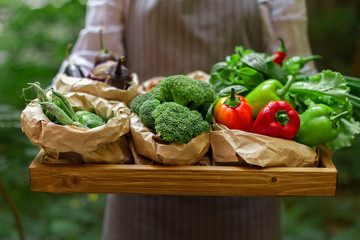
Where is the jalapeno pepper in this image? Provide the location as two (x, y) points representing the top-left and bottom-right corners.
(213, 88), (253, 131)
(293, 104), (350, 146)
(245, 75), (296, 118)
(250, 100), (300, 139)
(272, 37), (286, 66)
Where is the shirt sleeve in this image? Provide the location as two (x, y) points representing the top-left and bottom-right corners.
(58, 0), (130, 76)
(258, 0), (313, 57)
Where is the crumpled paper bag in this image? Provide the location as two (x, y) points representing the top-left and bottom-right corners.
(127, 132), (211, 166)
(210, 123), (319, 167)
(53, 73), (139, 107)
(130, 113), (210, 165)
(21, 92), (132, 164)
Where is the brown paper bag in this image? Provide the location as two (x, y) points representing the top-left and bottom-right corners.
(53, 73), (139, 107)
(210, 123), (319, 167)
(130, 113), (210, 166)
(21, 92), (132, 164)
(127, 133), (212, 166)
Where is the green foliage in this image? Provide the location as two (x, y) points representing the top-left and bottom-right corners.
(0, 0), (86, 109)
(0, 1), (107, 239)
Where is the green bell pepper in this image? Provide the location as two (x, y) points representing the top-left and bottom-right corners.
(294, 104), (349, 147)
(245, 75), (295, 118)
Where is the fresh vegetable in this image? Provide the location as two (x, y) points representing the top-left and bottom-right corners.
(23, 82), (106, 129)
(288, 70), (360, 150)
(129, 75), (214, 143)
(294, 104), (350, 147)
(272, 37), (286, 66)
(283, 55), (322, 75)
(39, 102), (74, 125)
(130, 93), (157, 115)
(218, 85), (249, 98)
(75, 110), (106, 129)
(213, 88), (253, 131)
(64, 43), (84, 78)
(51, 89), (77, 121)
(245, 75), (296, 118)
(94, 29), (116, 66)
(250, 101), (300, 139)
(208, 40), (360, 151)
(209, 45), (290, 94)
(169, 75), (216, 115)
(151, 102), (210, 143)
(138, 99), (161, 129)
(88, 57), (132, 89)
(132, 75), (216, 117)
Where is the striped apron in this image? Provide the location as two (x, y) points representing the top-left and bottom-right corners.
(102, 0), (280, 239)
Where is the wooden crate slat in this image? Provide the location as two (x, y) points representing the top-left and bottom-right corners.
(29, 149), (337, 197)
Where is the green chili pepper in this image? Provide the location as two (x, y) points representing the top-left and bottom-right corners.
(283, 55), (322, 75)
(294, 104), (350, 147)
(245, 75), (296, 118)
(75, 110), (106, 128)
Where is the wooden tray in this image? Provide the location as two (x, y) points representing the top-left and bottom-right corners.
(29, 147), (337, 197)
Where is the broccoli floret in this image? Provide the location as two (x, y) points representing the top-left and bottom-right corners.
(148, 75), (216, 115)
(139, 99), (161, 129)
(148, 75), (177, 102)
(151, 102), (210, 143)
(169, 75), (216, 113)
(130, 92), (156, 115)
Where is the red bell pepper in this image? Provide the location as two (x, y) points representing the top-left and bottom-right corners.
(250, 100), (300, 139)
(213, 88), (253, 131)
(272, 37), (287, 66)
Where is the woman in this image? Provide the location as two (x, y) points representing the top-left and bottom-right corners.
(61, 0), (314, 239)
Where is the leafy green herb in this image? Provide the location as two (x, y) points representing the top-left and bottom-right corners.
(326, 118), (360, 150)
(289, 70), (360, 150)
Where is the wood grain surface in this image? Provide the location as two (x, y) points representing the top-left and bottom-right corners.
(29, 147), (337, 197)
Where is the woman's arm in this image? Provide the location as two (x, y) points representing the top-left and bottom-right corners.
(58, 0), (130, 76)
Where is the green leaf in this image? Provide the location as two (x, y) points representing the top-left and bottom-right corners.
(326, 118), (360, 150)
(241, 52), (268, 74)
(237, 67), (264, 89)
(289, 70), (350, 103)
(218, 85), (249, 98)
(265, 61), (287, 84)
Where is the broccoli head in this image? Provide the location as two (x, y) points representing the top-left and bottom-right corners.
(169, 75), (216, 113)
(147, 75), (177, 102)
(130, 92), (156, 115)
(151, 102), (210, 143)
(147, 75), (216, 115)
(139, 99), (161, 129)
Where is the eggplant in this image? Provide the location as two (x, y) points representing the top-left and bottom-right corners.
(88, 56), (132, 89)
(94, 29), (116, 66)
(64, 43), (84, 77)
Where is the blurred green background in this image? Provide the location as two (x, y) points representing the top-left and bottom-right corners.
(0, 0), (359, 239)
